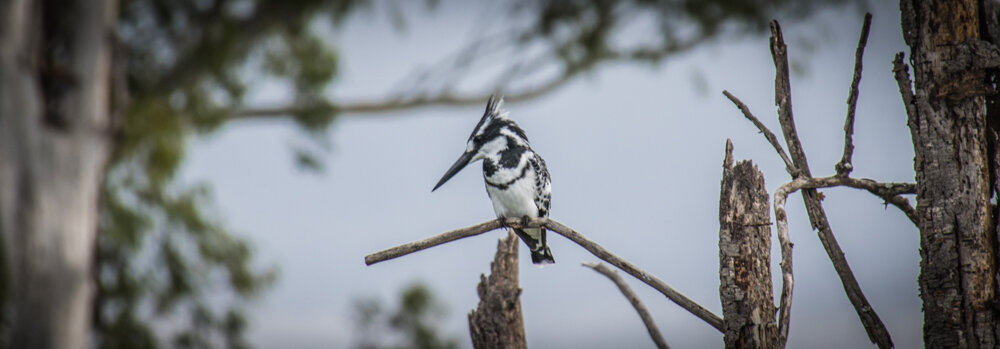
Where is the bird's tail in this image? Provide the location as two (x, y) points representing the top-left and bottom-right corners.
(530, 245), (555, 265)
(514, 228), (555, 265)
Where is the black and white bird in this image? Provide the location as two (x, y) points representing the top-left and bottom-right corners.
(432, 95), (555, 264)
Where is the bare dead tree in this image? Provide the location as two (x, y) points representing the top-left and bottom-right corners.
(718, 140), (778, 349)
(722, 13), (912, 349)
(469, 231), (526, 349)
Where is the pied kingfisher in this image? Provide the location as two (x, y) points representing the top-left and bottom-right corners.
(432, 95), (555, 264)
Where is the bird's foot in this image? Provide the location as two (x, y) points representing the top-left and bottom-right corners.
(520, 215), (532, 228)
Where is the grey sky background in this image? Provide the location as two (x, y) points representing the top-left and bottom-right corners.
(179, 1), (920, 348)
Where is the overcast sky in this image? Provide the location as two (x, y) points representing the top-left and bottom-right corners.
(180, 1), (920, 348)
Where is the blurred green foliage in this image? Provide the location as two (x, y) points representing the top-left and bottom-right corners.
(352, 283), (459, 349)
(93, 0), (853, 348)
(96, 0), (364, 348)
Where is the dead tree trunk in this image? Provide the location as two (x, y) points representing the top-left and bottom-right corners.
(718, 142), (778, 349)
(899, 0), (1000, 347)
(468, 231), (527, 349)
(0, 1), (116, 348)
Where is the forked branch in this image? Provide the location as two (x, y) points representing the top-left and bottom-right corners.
(768, 16), (893, 349)
(365, 217), (725, 332)
(724, 15), (895, 349)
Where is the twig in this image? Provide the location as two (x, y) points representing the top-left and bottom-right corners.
(836, 13), (873, 176)
(583, 262), (669, 349)
(365, 217), (726, 332)
(722, 90), (798, 177)
(769, 19), (893, 349)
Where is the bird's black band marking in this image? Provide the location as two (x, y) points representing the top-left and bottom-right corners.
(485, 165), (530, 190)
(499, 139), (527, 168)
(483, 158), (498, 177)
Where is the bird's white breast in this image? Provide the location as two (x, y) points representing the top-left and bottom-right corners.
(486, 171), (539, 219)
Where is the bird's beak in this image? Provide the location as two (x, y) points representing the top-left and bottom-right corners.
(433, 151), (475, 191)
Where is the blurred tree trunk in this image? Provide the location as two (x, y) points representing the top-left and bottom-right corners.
(468, 231), (526, 349)
(0, 0), (116, 348)
(718, 153), (777, 349)
(900, 0), (1000, 347)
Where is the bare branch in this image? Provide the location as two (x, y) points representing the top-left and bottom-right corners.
(364, 220), (504, 265)
(365, 217), (725, 332)
(804, 176), (917, 224)
(836, 13), (873, 176)
(769, 19), (893, 349)
(583, 262), (669, 349)
(770, 175), (914, 346)
(773, 179), (796, 349)
(770, 20), (808, 177)
(893, 52), (919, 139)
(722, 90), (798, 176)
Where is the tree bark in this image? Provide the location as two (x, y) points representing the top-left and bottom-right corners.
(0, 0), (116, 348)
(900, 0), (999, 347)
(718, 143), (778, 349)
(468, 231), (527, 349)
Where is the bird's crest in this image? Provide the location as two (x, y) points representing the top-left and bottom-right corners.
(468, 94), (509, 141)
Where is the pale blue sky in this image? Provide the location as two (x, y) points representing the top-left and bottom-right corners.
(181, 1), (920, 348)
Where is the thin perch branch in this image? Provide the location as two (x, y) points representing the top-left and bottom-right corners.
(364, 220), (504, 265)
(583, 262), (669, 349)
(365, 217), (725, 332)
(722, 90), (798, 177)
(836, 13), (873, 176)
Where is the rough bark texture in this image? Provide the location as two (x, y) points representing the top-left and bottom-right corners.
(719, 146), (778, 349)
(468, 231), (527, 349)
(0, 0), (116, 348)
(900, 1), (999, 347)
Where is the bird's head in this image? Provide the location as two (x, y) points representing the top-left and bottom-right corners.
(433, 95), (527, 191)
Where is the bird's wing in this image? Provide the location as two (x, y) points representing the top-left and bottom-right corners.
(530, 152), (551, 218)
